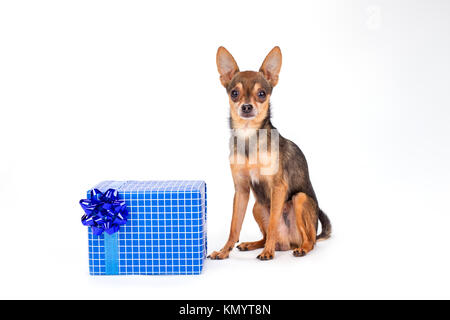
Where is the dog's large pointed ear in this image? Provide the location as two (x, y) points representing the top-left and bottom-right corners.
(216, 46), (239, 88)
(259, 46), (282, 87)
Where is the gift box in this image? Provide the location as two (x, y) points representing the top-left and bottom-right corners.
(82, 180), (207, 275)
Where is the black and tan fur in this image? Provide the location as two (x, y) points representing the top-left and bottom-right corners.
(208, 46), (331, 260)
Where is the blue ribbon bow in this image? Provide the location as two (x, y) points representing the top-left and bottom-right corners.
(80, 188), (128, 235)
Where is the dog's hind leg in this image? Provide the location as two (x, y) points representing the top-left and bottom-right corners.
(292, 192), (318, 257)
(237, 202), (268, 251)
(237, 239), (265, 251)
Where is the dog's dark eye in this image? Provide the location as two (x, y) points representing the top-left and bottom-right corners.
(230, 89), (239, 99)
(258, 90), (266, 99)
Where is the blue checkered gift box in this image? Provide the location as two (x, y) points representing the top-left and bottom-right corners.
(85, 180), (207, 275)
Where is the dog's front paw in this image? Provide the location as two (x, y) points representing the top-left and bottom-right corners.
(207, 250), (230, 260)
(257, 249), (274, 261)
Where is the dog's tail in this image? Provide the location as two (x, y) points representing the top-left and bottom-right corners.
(317, 209), (332, 241)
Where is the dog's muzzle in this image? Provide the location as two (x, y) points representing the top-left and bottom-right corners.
(239, 104), (255, 119)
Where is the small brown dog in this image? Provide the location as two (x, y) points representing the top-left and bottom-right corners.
(208, 46), (331, 260)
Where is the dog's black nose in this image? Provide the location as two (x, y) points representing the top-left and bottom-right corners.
(241, 104), (253, 114)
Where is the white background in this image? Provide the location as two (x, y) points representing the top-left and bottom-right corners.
(0, 0), (449, 299)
